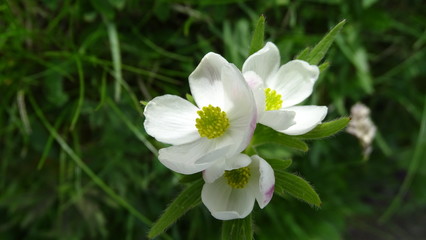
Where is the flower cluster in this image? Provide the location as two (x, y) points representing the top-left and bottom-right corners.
(143, 42), (327, 220)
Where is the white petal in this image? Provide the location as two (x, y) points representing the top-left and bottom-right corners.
(203, 154), (252, 183)
(202, 178), (255, 220)
(143, 95), (199, 145)
(280, 106), (328, 135)
(242, 42), (280, 82)
(203, 158), (227, 184)
(250, 155), (275, 209)
(221, 64), (258, 153)
(253, 87), (266, 115)
(242, 77), (266, 118)
(243, 71), (264, 90)
(189, 53), (229, 108)
(221, 64), (256, 115)
(158, 138), (233, 174)
(259, 110), (296, 131)
(268, 60), (319, 108)
(225, 120), (256, 156)
(226, 154), (252, 170)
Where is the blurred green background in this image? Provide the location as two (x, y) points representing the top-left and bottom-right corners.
(1, 0), (425, 239)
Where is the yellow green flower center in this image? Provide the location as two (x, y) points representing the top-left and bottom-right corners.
(264, 88), (283, 111)
(224, 167), (251, 189)
(195, 105), (230, 139)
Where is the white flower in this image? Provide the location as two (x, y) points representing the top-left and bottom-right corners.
(143, 53), (257, 174)
(242, 42), (328, 135)
(201, 154), (274, 220)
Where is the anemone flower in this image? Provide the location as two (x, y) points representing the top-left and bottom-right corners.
(201, 154), (274, 220)
(144, 53), (257, 174)
(243, 42), (327, 135)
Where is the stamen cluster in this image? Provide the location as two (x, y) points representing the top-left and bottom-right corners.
(224, 167), (251, 189)
(264, 88), (283, 111)
(195, 105), (230, 139)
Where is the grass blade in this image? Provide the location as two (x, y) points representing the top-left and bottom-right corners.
(95, 70), (107, 110)
(106, 20), (123, 102)
(17, 90), (32, 135)
(38, 110), (67, 170)
(29, 93), (154, 228)
(106, 98), (158, 156)
(70, 56), (85, 131)
(380, 97), (426, 223)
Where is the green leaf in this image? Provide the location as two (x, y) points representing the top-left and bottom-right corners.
(296, 117), (350, 139)
(185, 93), (196, 105)
(298, 19), (346, 65)
(295, 47), (311, 60)
(248, 15), (265, 55)
(148, 179), (203, 239)
(252, 125), (308, 152)
(265, 159), (292, 172)
(275, 172), (321, 207)
(221, 214), (253, 240)
(318, 61), (330, 72)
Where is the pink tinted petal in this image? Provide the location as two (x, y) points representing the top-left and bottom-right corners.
(280, 105), (328, 135)
(243, 71), (264, 90)
(158, 138), (232, 174)
(221, 64), (258, 154)
(202, 178), (255, 220)
(242, 75), (266, 118)
(268, 60), (319, 108)
(143, 95), (200, 145)
(224, 115), (257, 156)
(189, 53), (229, 108)
(259, 110), (296, 131)
(242, 42), (280, 82)
(250, 155), (275, 208)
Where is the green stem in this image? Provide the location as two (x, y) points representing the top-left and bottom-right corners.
(221, 214), (253, 240)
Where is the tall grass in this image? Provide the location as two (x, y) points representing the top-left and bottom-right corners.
(1, 0), (425, 239)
